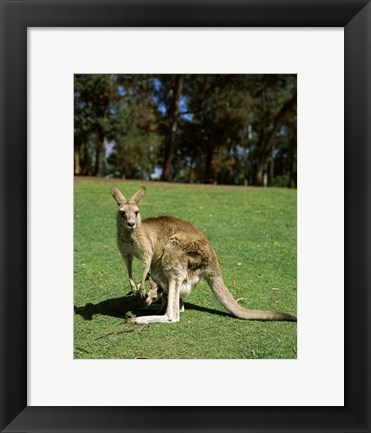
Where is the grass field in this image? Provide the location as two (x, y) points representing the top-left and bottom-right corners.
(74, 178), (297, 359)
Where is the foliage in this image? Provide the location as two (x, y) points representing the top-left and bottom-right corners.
(74, 75), (116, 175)
(74, 178), (297, 359)
(74, 74), (297, 186)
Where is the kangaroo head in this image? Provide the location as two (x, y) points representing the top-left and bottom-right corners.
(144, 285), (165, 306)
(112, 186), (146, 231)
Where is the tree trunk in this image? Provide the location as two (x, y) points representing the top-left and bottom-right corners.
(74, 149), (80, 175)
(269, 142), (275, 186)
(94, 129), (104, 176)
(288, 135), (297, 187)
(81, 142), (91, 176)
(254, 160), (266, 186)
(253, 92), (297, 186)
(162, 75), (184, 181)
(204, 134), (214, 183)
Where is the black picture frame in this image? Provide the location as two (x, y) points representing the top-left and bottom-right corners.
(1, 1), (370, 432)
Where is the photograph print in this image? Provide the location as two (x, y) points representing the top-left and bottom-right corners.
(73, 74), (297, 359)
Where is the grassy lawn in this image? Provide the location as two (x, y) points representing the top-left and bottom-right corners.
(74, 178), (297, 359)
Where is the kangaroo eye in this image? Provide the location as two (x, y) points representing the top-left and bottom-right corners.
(120, 211), (126, 219)
(135, 211), (139, 216)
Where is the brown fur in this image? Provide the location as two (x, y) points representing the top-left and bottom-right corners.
(112, 186), (296, 324)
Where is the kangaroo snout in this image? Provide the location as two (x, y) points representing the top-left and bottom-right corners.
(127, 221), (136, 229)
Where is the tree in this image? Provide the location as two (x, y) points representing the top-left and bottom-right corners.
(74, 75), (115, 176)
(177, 74), (253, 184)
(253, 89), (297, 185)
(151, 74), (184, 182)
(110, 75), (161, 179)
(74, 73), (297, 186)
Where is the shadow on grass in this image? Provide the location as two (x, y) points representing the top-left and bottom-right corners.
(183, 302), (232, 318)
(74, 295), (144, 321)
(74, 296), (232, 321)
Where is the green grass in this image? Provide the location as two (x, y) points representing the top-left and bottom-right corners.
(74, 178), (297, 359)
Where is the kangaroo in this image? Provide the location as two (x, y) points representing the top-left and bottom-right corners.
(112, 185), (297, 324)
(144, 284), (185, 313)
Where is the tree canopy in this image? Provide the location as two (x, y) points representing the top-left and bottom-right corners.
(74, 74), (297, 187)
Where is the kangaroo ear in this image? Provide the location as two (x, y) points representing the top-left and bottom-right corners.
(130, 186), (146, 204)
(112, 186), (127, 206)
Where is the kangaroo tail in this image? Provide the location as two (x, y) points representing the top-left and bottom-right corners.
(207, 275), (296, 322)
